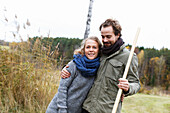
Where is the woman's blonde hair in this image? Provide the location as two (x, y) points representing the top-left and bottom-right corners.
(74, 36), (102, 56)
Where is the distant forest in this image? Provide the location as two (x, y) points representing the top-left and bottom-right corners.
(29, 36), (83, 60)
(0, 37), (169, 90)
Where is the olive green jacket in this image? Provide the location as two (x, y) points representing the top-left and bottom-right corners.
(83, 44), (140, 113)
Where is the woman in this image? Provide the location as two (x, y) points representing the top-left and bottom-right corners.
(46, 36), (102, 113)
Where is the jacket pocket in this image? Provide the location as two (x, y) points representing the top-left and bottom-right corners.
(104, 59), (124, 100)
(106, 59), (123, 80)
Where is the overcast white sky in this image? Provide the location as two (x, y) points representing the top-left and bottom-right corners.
(0, 0), (170, 49)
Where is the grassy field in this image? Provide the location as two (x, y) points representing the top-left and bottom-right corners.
(122, 93), (170, 113)
(0, 45), (10, 49)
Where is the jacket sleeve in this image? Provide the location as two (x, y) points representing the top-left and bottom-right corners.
(124, 54), (141, 97)
(56, 61), (76, 113)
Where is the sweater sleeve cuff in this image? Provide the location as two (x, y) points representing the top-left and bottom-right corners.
(58, 108), (67, 113)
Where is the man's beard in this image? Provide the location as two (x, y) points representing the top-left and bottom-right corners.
(102, 38), (124, 55)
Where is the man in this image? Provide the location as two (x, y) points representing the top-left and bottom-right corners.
(61, 19), (140, 113)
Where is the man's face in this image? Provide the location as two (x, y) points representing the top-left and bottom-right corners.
(101, 26), (119, 47)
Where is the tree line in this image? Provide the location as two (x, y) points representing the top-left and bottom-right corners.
(137, 47), (169, 90)
(1, 37), (169, 90)
(28, 37), (169, 90)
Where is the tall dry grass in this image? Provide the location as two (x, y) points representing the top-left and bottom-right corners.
(0, 39), (62, 113)
(0, 11), (64, 112)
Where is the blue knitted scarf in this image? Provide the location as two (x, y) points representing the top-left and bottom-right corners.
(73, 54), (100, 77)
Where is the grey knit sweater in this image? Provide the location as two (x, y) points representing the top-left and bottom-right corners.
(46, 60), (95, 113)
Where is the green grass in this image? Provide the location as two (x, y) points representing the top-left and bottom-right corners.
(0, 45), (10, 49)
(122, 93), (170, 113)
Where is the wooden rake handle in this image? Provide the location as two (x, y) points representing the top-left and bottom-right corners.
(112, 28), (141, 113)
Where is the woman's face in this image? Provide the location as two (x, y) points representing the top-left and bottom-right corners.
(84, 39), (99, 60)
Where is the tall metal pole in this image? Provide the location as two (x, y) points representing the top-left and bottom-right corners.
(84, 0), (94, 39)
